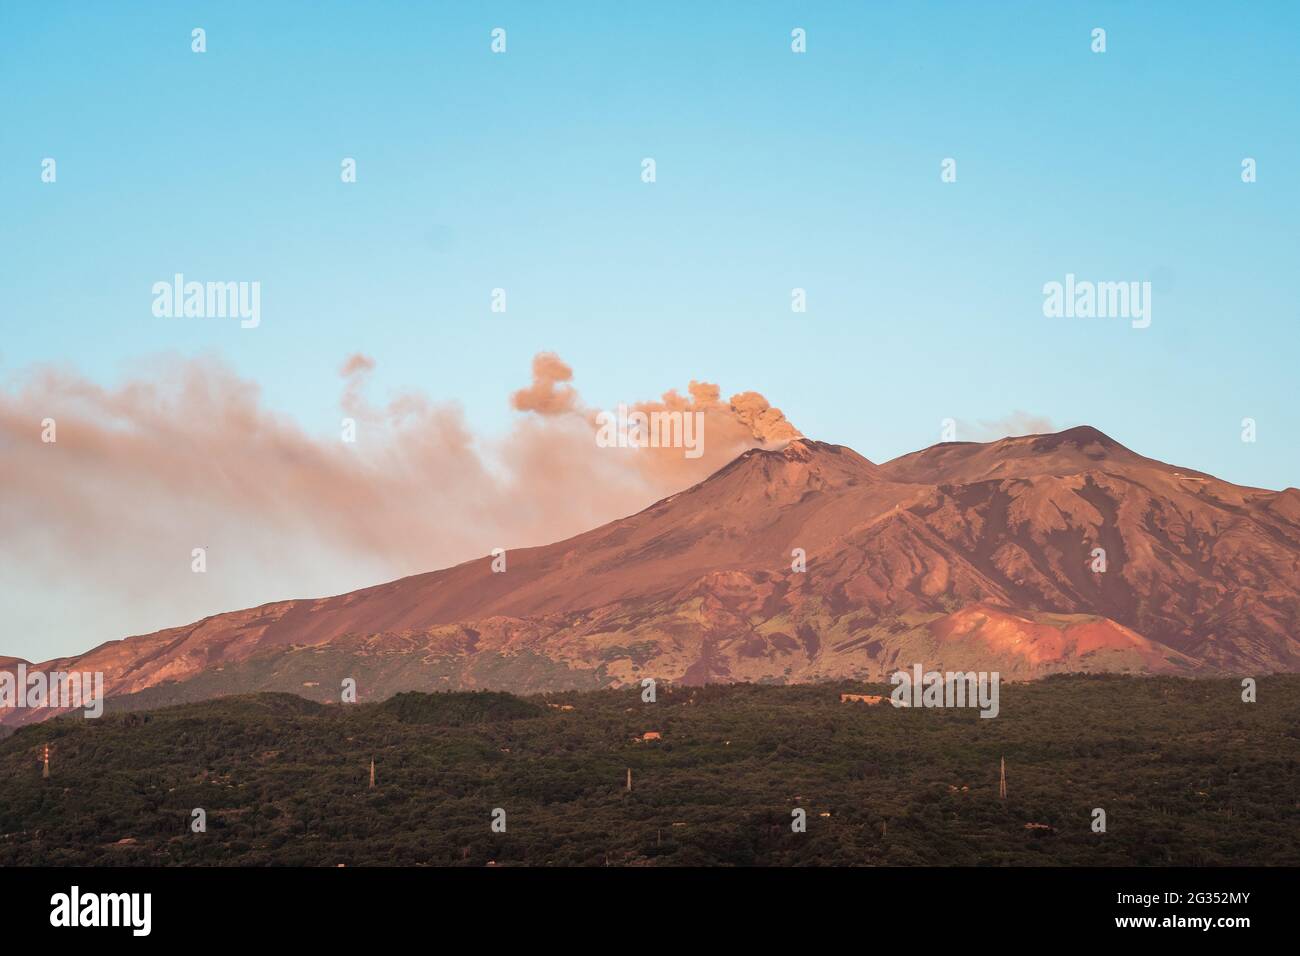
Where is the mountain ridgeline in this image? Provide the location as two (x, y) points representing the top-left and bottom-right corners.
(4, 426), (1299, 726)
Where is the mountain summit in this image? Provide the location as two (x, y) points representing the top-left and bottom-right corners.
(878, 425), (1148, 483)
(5, 427), (1298, 726)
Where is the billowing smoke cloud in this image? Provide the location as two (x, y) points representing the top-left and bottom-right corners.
(508, 354), (801, 481)
(0, 352), (798, 662)
(509, 352), (578, 416)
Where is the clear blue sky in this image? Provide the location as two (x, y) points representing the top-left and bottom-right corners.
(2, 0), (1297, 490)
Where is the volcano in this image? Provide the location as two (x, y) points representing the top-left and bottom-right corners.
(4, 427), (1298, 726)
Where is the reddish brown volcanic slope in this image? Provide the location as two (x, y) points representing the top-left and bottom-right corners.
(4, 427), (1298, 725)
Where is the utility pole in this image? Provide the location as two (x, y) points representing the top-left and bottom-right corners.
(999, 756), (1007, 800)
(369, 757), (376, 789)
(626, 768), (632, 792)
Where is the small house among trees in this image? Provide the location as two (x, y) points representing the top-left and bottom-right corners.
(840, 693), (885, 705)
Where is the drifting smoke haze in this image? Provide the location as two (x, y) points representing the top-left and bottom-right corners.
(0, 352), (799, 661)
(959, 411), (1059, 442)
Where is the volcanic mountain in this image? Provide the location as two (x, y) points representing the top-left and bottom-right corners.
(4, 427), (1298, 726)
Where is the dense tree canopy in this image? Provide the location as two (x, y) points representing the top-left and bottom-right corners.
(1, 676), (1295, 866)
